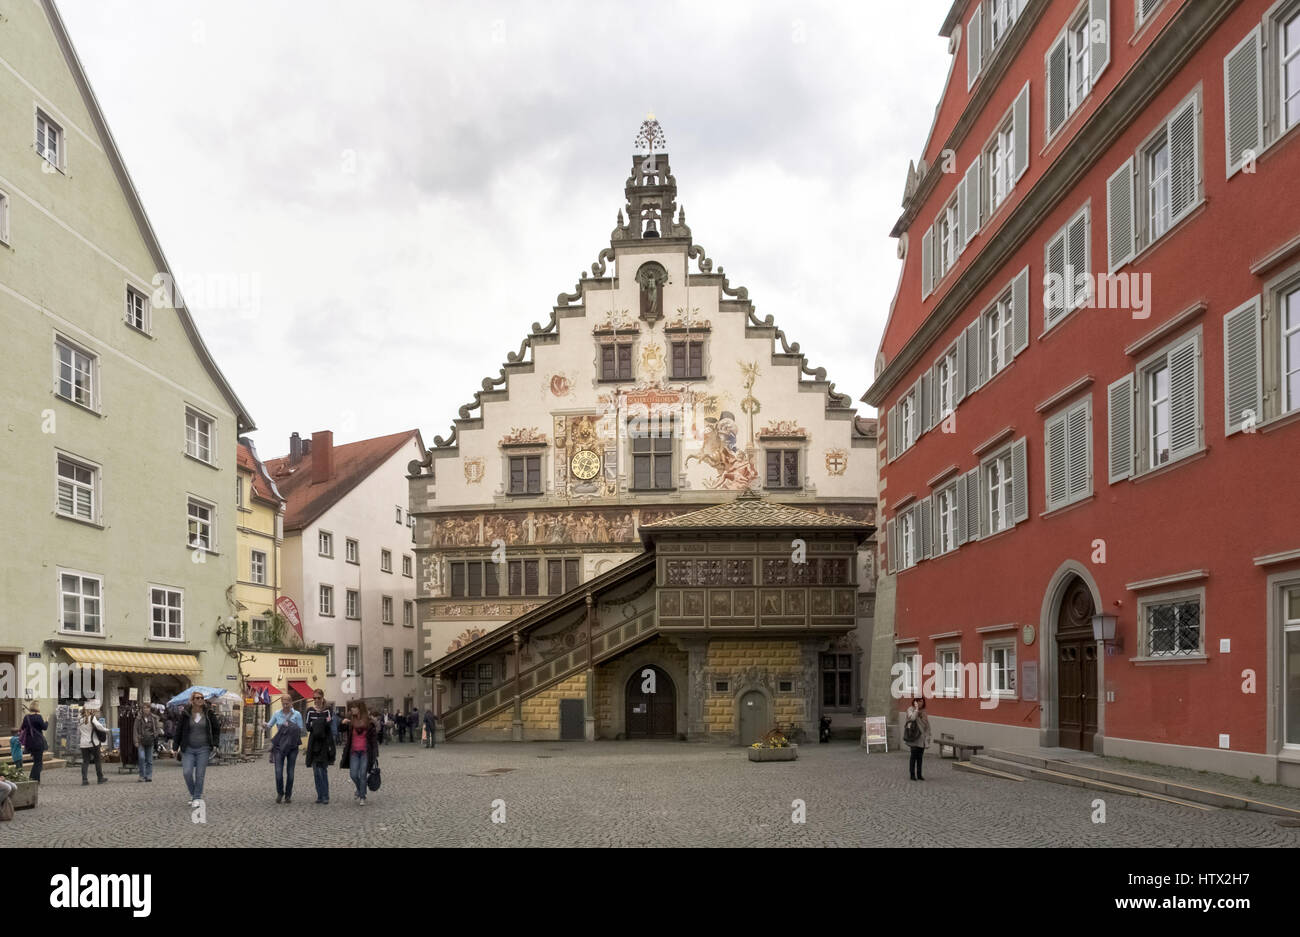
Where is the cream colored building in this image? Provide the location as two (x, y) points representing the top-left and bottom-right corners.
(411, 127), (879, 739)
(0, 0), (254, 744)
(234, 439), (284, 638)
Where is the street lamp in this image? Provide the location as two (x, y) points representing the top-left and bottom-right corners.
(1091, 613), (1118, 645)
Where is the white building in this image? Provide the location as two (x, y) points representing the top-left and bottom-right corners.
(266, 430), (426, 713)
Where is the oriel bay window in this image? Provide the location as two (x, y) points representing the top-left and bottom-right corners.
(631, 412), (674, 490)
(508, 455), (542, 494)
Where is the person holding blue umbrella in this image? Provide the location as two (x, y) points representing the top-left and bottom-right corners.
(174, 689), (220, 807)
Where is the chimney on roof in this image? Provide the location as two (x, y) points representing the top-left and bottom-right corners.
(311, 430), (333, 485)
(289, 432), (303, 466)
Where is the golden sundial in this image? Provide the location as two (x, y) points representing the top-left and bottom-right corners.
(570, 449), (601, 480)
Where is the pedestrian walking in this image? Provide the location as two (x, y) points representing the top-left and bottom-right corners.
(397, 710), (407, 744)
(904, 697), (931, 781)
(132, 705), (161, 782)
(339, 701), (378, 806)
(407, 709), (418, 743)
(423, 709), (436, 749)
(174, 689), (220, 806)
(305, 691), (335, 805)
(77, 702), (108, 786)
(20, 703), (49, 783)
(266, 692), (305, 804)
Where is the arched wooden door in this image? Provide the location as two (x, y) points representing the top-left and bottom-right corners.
(625, 665), (676, 738)
(1056, 576), (1098, 751)
(738, 690), (769, 745)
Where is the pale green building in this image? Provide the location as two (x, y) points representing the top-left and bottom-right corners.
(0, 0), (254, 749)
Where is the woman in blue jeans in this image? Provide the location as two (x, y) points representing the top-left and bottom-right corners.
(338, 702), (378, 806)
(173, 690), (220, 807)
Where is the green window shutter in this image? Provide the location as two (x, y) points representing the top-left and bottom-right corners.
(1167, 334), (1201, 459)
(1223, 296), (1263, 435)
(1107, 374), (1134, 483)
(1106, 158), (1136, 272)
(1224, 26), (1263, 178)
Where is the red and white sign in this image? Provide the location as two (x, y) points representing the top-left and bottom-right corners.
(276, 596), (302, 640)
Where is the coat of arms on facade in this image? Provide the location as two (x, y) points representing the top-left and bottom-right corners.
(501, 427), (547, 446)
(463, 457), (485, 484)
(685, 410), (758, 490)
(824, 448), (848, 475)
(640, 343), (666, 380)
(548, 373), (574, 398)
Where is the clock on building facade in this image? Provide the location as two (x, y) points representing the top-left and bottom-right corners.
(570, 449), (602, 480)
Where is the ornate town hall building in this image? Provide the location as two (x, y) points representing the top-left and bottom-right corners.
(410, 123), (879, 741)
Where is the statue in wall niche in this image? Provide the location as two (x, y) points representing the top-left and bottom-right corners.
(636, 262), (668, 326)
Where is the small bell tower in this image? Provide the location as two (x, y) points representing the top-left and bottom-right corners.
(613, 115), (691, 241)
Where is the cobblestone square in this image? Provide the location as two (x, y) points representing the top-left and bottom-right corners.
(10, 742), (1299, 847)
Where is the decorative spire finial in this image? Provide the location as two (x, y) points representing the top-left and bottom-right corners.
(634, 115), (666, 154)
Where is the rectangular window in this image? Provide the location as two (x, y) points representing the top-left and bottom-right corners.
(395, 505), (403, 525)
(985, 293), (1013, 376)
(319, 584), (334, 617)
(383, 648), (394, 676)
(382, 595), (393, 624)
(631, 413), (674, 490)
(56, 454), (97, 522)
(1044, 396), (1093, 511)
(187, 498), (214, 551)
(55, 336), (96, 409)
(936, 347), (958, 418)
(939, 647), (961, 697)
(670, 340), (704, 379)
(60, 571), (102, 634)
(820, 653), (854, 709)
(403, 600), (414, 627)
(937, 196), (959, 279)
(987, 121), (1014, 212)
(764, 449), (800, 489)
(404, 650), (414, 676)
(507, 559), (540, 597)
(1284, 9), (1300, 132)
(897, 649), (921, 697)
(318, 530), (333, 557)
(1135, 95), (1200, 252)
(251, 615), (268, 645)
(149, 586), (183, 640)
(987, 450), (1014, 534)
(250, 550), (266, 585)
(323, 644), (336, 676)
(936, 483), (959, 555)
(1285, 285), (1300, 414)
(899, 511), (916, 569)
(36, 109), (63, 169)
(1067, 11), (1092, 117)
(986, 642), (1017, 695)
(545, 557), (582, 594)
(1284, 585), (1300, 747)
(0, 190), (9, 245)
(900, 389), (917, 451)
(601, 343), (634, 381)
(346, 589), (359, 619)
(1142, 597), (1203, 657)
(508, 455), (542, 494)
(402, 554), (413, 577)
(345, 538), (358, 564)
(185, 409), (214, 463)
(381, 549), (392, 573)
(346, 646), (359, 676)
(1147, 361), (1171, 468)
(125, 285), (149, 333)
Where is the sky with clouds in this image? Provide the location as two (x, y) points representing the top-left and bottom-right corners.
(58, 0), (953, 456)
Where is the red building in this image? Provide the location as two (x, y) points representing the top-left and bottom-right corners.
(864, 0), (1300, 786)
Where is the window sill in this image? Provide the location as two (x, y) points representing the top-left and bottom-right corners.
(506, 492), (545, 498)
(55, 395), (102, 418)
(188, 547), (220, 557)
(345, 616), (360, 622)
(318, 553), (334, 560)
(346, 559), (359, 566)
(1259, 408), (1300, 435)
(184, 453), (219, 471)
(381, 569), (393, 575)
(1130, 654), (1209, 666)
(403, 573), (413, 578)
(403, 623), (415, 628)
(125, 322), (154, 340)
(60, 630), (105, 639)
(319, 614), (335, 619)
(149, 636), (186, 644)
(1039, 493), (1095, 520)
(1130, 445), (1208, 485)
(628, 488), (676, 494)
(1118, 199), (1209, 275)
(596, 378), (633, 385)
(383, 621), (394, 626)
(56, 513), (104, 530)
(669, 375), (709, 382)
(1039, 301), (1089, 341)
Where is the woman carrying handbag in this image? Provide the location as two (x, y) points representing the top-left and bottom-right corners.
(338, 701), (379, 806)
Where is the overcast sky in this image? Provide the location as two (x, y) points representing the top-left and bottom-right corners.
(59, 0), (952, 456)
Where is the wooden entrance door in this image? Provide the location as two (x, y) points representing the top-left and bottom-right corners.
(0, 653), (16, 735)
(625, 666), (675, 738)
(559, 699), (585, 740)
(739, 690), (768, 745)
(1056, 577), (1098, 751)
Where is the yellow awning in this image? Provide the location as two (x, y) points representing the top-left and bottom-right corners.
(63, 647), (202, 676)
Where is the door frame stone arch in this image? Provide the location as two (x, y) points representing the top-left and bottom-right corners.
(604, 647), (688, 740)
(1037, 560), (1104, 749)
(732, 682), (774, 746)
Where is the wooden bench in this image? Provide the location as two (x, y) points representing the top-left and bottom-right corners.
(935, 732), (984, 761)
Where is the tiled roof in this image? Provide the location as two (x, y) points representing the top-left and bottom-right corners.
(237, 440), (282, 507)
(265, 430), (419, 531)
(640, 493), (872, 533)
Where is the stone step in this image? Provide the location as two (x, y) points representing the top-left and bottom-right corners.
(952, 760), (1026, 782)
(970, 754), (1214, 811)
(0, 756), (67, 770)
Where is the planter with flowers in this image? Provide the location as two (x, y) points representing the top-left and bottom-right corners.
(747, 728), (798, 762)
(0, 762), (38, 810)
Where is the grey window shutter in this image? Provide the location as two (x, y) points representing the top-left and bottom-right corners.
(1046, 35), (1068, 138)
(919, 497), (933, 560)
(955, 480), (967, 544)
(1013, 81), (1030, 182)
(1106, 158), (1136, 272)
(1223, 296), (1263, 436)
(1066, 401), (1091, 499)
(1167, 334), (1201, 459)
(1010, 437), (1029, 524)
(887, 518), (897, 575)
(1012, 265), (1030, 355)
(964, 467), (982, 541)
(1224, 26), (1263, 178)
(964, 319), (982, 394)
(1045, 412), (1068, 511)
(1107, 374), (1134, 483)
(954, 332), (967, 404)
(887, 405), (896, 460)
(1045, 231), (1066, 328)
(921, 225), (935, 299)
(967, 5), (984, 90)
(1090, 0), (1110, 83)
(1066, 210), (1089, 310)
(963, 156), (982, 247)
(977, 464), (989, 538)
(956, 177), (968, 257)
(920, 372), (933, 434)
(1168, 98), (1199, 224)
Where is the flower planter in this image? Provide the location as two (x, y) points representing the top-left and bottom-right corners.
(748, 744), (798, 762)
(11, 779), (39, 810)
